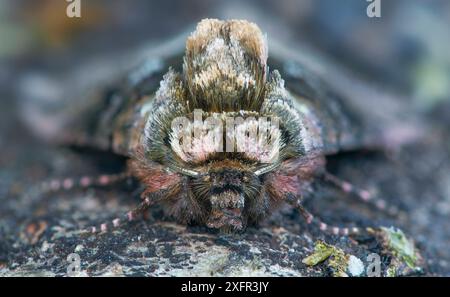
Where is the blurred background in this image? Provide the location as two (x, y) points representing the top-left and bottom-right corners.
(1, 0), (449, 104)
(0, 0), (450, 275)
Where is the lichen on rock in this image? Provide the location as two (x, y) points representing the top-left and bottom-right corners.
(302, 240), (350, 277)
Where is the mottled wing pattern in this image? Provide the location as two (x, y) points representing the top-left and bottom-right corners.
(268, 42), (424, 155)
(20, 25), (421, 159)
(19, 36), (187, 157)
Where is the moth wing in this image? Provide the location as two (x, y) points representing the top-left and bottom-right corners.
(269, 39), (426, 155)
(18, 33), (187, 156)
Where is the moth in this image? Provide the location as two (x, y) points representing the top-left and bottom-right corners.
(23, 19), (420, 234)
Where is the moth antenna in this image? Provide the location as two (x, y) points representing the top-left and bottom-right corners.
(291, 199), (362, 236)
(321, 172), (400, 216)
(84, 195), (156, 234)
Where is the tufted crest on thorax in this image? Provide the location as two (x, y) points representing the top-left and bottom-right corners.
(183, 19), (268, 112)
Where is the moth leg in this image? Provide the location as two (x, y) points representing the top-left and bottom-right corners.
(321, 172), (400, 216)
(84, 189), (168, 234)
(288, 197), (362, 236)
(85, 197), (152, 234)
(24, 172), (131, 205)
(38, 172), (131, 192)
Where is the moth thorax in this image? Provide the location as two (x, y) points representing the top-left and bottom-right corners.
(183, 19), (268, 111)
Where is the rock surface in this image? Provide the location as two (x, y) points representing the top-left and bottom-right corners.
(1, 0), (450, 277)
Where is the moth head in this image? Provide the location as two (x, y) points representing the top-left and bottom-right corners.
(188, 159), (262, 231)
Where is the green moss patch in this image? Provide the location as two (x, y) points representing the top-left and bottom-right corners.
(302, 240), (350, 277)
